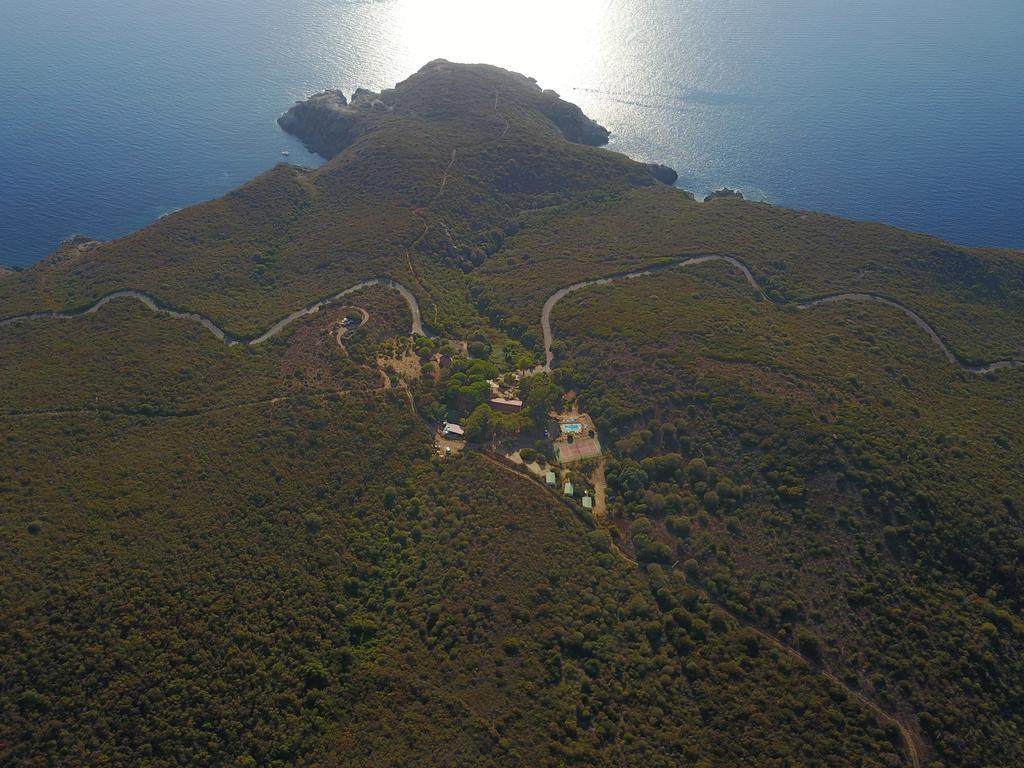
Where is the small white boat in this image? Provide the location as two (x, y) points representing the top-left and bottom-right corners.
(281, 150), (290, 156)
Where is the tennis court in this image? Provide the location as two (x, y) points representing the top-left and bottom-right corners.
(556, 434), (602, 463)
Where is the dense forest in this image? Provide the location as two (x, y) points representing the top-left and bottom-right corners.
(2, 60), (1022, 766)
(550, 264), (1024, 766)
(1, 304), (906, 767)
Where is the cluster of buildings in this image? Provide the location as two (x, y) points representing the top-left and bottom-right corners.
(441, 424), (595, 509)
(442, 394), (524, 441)
(546, 472), (593, 509)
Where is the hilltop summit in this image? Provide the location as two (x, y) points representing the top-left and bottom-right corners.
(280, 60), (615, 159)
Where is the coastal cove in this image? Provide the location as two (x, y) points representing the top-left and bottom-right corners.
(2, 0), (1023, 267)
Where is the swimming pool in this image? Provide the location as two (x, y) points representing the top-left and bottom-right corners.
(561, 423), (583, 433)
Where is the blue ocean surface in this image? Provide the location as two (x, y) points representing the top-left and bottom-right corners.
(2, 0), (1023, 267)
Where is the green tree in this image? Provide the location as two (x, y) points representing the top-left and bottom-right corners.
(686, 458), (708, 483)
(520, 373), (562, 426)
(303, 660), (329, 690)
(464, 404), (493, 442)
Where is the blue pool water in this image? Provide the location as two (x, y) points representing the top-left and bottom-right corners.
(2, 0), (1022, 267)
(561, 423), (583, 434)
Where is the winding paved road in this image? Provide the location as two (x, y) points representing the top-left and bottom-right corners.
(795, 293), (1018, 373)
(539, 254), (1020, 374)
(0, 277), (426, 346)
(1, 255), (1019, 376)
(0, 252), (1005, 765)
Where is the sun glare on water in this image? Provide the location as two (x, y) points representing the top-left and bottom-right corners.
(313, 0), (687, 169)
(383, 0), (610, 96)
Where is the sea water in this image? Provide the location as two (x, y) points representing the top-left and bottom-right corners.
(2, 0), (1022, 267)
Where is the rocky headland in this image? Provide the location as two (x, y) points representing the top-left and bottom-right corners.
(278, 59), (675, 188)
(277, 89), (370, 160)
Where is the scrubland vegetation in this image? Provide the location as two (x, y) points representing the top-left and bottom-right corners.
(0, 397), (906, 767)
(552, 264), (1024, 766)
(2, 60), (1022, 765)
(477, 188), (1024, 363)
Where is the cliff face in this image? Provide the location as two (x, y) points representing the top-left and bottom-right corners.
(645, 163), (678, 186)
(277, 89), (373, 159)
(534, 88), (610, 146)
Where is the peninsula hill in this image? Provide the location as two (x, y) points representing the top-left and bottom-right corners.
(2, 61), (1023, 768)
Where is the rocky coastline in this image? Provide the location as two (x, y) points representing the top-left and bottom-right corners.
(644, 163), (678, 186)
(278, 60), (675, 189)
(277, 89), (370, 159)
(533, 87), (610, 146)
